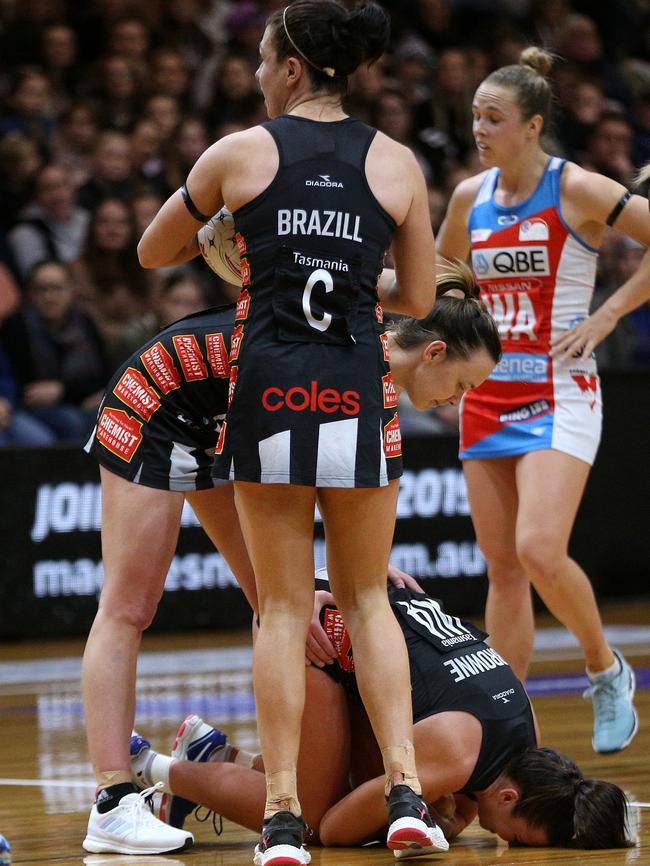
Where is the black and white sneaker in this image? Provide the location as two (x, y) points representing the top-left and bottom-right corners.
(253, 811), (311, 866)
(386, 785), (449, 859)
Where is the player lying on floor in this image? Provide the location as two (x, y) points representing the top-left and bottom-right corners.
(130, 577), (634, 855)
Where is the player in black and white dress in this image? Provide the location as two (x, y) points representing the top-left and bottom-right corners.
(137, 2), (446, 863)
(130, 580), (633, 853)
(81, 261), (501, 856)
(81, 305), (257, 856)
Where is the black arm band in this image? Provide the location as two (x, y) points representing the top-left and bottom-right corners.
(605, 191), (631, 227)
(180, 183), (211, 222)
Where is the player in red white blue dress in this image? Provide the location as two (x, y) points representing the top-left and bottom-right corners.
(437, 46), (650, 755)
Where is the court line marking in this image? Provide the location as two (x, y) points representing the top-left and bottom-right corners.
(0, 778), (95, 788)
(0, 777), (648, 808)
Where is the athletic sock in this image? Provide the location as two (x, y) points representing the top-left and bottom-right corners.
(587, 656), (621, 682)
(95, 782), (138, 814)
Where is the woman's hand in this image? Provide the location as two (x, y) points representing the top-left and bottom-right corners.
(387, 563), (424, 593)
(550, 305), (619, 363)
(305, 589), (337, 667)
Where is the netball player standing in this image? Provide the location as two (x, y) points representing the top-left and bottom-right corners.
(437, 47), (649, 754)
(138, 2), (441, 863)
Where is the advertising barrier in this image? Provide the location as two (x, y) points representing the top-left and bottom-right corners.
(0, 372), (648, 638)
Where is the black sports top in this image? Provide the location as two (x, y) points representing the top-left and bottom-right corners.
(318, 582), (537, 795)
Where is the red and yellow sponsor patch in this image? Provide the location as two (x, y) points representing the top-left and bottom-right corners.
(235, 231), (247, 256)
(172, 334), (208, 381)
(382, 372), (398, 409)
(380, 331), (390, 362)
(375, 301), (384, 324)
(384, 412), (402, 458)
(228, 365), (238, 407)
(140, 342), (181, 394)
(205, 332), (230, 378)
(229, 324), (244, 362)
(96, 407), (143, 462)
(215, 420), (227, 455)
(240, 257), (251, 287)
(113, 367), (160, 422)
(236, 288), (250, 321)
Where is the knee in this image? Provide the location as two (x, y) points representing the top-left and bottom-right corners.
(97, 590), (160, 633)
(516, 532), (565, 585)
(482, 548), (526, 590)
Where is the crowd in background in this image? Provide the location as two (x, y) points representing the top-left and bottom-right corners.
(1, 0), (649, 446)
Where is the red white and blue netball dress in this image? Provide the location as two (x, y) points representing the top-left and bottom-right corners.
(460, 157), (602, 465)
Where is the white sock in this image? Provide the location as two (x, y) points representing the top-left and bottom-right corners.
(132, 747), (174, 793)
(233, 748), (258, 769)
(587, 656), (621, 682)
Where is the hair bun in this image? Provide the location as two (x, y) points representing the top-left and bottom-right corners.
(519, 46), (554, 77)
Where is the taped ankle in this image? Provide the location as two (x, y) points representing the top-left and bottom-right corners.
(381, 742), (421, 796)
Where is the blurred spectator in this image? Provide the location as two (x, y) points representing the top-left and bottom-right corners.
(373, 90), (437, 184)
(150, 47), (191, 102)
(162, 116), (210, 196)
(76, 131), (135, 211)
(0, 260), (109, 443)
(6, 164), (90, 284)
(0, 66), (55, 150)
(71, 0), (150, 65)
(107, 270), (205, 368)
(427, 185), (447, 233)
(555, 13), (632, 108)
(0, 134), (43, 232)
(0, 0), (65, 67)
(143, 94), (182, 146)
(591, 233), (644, 370)
(0, 344), (55, 446)
(49, 100), (100, 189)
(39, 24), (80, 114)
(88, 54), (143, 132)
(226, 2), (267, 61)
(415, 47), (475, 162)
(129, 119), (167, 194)
(531, 0), (572, 50)
(107, 16), (152, 82)
(206, 54), (264, 130)
(582, 111), (636, 187)
(555, 79), (604, 162)
(69, 197), (150, 337)
(131, 189), (164, 236)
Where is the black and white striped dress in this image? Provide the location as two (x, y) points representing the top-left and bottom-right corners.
(212, 115), (403, 488)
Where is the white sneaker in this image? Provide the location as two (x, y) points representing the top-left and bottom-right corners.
(82, 783), (193, 854)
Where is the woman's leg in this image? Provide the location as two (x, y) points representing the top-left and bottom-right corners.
(514, 450), (613, 672)
(82, 468), (184, 782)
(318, 481), (419, 791)
(463, 458), (533, 680)
(186, 483), (258, 613)
(233, 481), (317, 818)
(167, 667), (351, 838)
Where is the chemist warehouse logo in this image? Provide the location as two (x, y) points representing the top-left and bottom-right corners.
(306, 174), (344, 188)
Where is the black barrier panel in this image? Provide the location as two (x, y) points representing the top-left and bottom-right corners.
(0, 370), (648, 639)
(0, 438), (487, 638)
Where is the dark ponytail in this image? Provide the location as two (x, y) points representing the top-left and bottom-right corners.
(388, 260), (502, 364)
(268, 1), (390, 94)
(504, 747), (635, 849)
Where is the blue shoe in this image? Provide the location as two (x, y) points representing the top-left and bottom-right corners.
(130, 731), (154, 791)
(160, 715), (228, 829)
(584, 649), (639, 753)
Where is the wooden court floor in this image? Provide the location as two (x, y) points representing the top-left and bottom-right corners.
(1, 605), (649, 866)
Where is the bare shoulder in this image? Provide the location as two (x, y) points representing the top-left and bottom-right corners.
(449, 171), (488, 207)
(201, 125), (276, 170)
(368, 130), (421, 179)
(560, 161), (628, 215)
